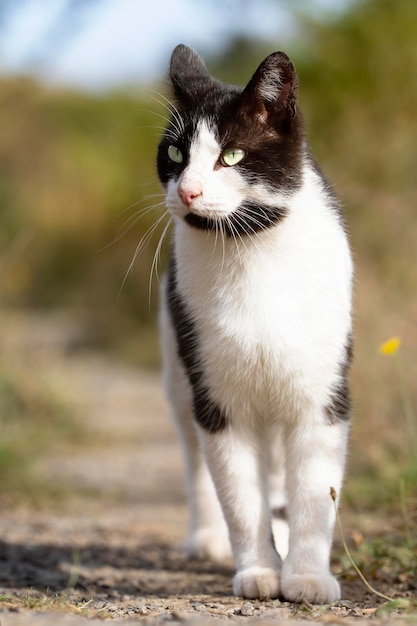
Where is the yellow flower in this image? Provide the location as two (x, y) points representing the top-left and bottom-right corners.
(379, 336), (401, 356)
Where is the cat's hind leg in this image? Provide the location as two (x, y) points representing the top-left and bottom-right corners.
(160, 294), (231, 563)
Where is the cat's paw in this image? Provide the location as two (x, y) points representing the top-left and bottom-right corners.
(233, 567), (280, 600)
(281, 572), (341, 604)
(185, 528), (232, 563)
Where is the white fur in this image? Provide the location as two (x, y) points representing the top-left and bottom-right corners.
(160, 122), (353, 603)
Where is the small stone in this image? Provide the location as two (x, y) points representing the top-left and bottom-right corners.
(171, 608), (189, 621)
(240, 602), (255, 616)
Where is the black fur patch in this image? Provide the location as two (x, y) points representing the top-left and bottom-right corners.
(167, 255), (227, 434)
(184, 201), (288, 236)
(325, 334), (353, 423)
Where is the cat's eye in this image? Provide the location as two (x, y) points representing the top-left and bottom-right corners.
(168, 145), (183, 164)
(221, 148), (245, 167)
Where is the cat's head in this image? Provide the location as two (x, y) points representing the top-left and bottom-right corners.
(157, 44), (305, 235)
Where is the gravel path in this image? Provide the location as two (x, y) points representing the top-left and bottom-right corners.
(0, 312), (415, 625)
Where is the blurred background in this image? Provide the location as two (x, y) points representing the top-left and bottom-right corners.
(0, 0), (416, 514)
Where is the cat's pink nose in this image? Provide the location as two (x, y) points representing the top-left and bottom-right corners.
(178, 182), (202, 207)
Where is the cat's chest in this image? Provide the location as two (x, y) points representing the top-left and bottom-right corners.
(176, 228), (308, 387)
(176, 220), (309, 341)
(180, 254), (303, 419)
(172, 213), (352, 420)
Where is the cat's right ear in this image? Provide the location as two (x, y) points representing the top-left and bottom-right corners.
(170, 44), (212, 106)
(242, 52), (298, 127)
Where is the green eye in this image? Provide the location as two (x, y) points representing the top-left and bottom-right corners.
(168, 145), (183, 163)
(221, 148), (245, 167)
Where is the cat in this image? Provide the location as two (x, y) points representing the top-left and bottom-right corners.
(157, 44), (353, 604)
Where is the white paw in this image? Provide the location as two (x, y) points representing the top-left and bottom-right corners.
(185, 527), (232, 563)
(233, 567), (280, 600)
(281, 572), (341, 604)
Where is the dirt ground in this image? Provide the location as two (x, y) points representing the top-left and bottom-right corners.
(0, 312), (416, 625)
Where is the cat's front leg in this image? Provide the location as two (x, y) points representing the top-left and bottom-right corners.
(199, 426), (282, 599)
(281, 416), (349, 604)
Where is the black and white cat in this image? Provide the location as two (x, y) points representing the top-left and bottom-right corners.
(157, 44), (353, 604)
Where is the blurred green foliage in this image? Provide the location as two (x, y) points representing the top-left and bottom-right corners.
(0, 79), (167, 362)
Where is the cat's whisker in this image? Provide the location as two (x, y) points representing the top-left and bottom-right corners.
(120, 200), (165, 229)
(103, 200), (166, 251)
(118, 193), (166, 219)
(225, 216), (245, 266)
(155, 91), (186, 134)
(228, 213), (262, 272)
(144, 107), (183, 140)
(118, 202), (166, 242)
(143, 109), (170, 125)
(118, 209), (169, 299)
(228, 209), (268, 263)
(135, 175), (161, 189)
(142, 115), (182, 141)
(230, 214), (255, 255)
(215, 217), (228, 285)
(144, 93), (175, 122)
(238, 205), (276, 235)
(148, 215), (172, 306)
(99, 192), (165, 251)
(142, 125), (180, 140)
(211, 216), (220, 259)
(145, 90), (185, 136)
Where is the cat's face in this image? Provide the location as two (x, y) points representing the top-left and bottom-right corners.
(157, 45), (304, 235)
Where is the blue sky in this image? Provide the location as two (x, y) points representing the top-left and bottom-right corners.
(0, 0), (351, 90)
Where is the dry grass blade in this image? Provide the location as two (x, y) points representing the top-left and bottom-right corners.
(330, 486), (392, 602)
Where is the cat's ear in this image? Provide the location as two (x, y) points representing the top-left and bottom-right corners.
(242, 52), (298, 125)
(170, 44), (212, 106)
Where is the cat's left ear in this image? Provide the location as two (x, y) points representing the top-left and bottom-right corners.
(170, 44), (212, 106)
(242, 52), (298, 124)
